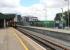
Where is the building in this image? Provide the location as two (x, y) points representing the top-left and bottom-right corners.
(14, 15), (22, 22)
(23, 16), (38, 22)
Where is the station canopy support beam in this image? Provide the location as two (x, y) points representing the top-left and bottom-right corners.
(4, 19), (6, 28)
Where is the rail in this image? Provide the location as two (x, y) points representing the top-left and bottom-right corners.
(17, 25), (70, 50)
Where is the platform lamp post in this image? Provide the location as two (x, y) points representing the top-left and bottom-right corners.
(64, 0), (70, 28)
(61, 8), (65, 29)
(44, 4), (47, 21)
(42, 2), (47, 27)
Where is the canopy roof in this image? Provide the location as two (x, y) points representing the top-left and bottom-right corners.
(0, 13), (16, 19)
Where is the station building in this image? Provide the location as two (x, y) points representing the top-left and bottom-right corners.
(0, 13), (16, 28)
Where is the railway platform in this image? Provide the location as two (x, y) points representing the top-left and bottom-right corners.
(0, 27), (46, 50)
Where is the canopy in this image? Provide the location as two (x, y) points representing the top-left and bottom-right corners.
(0, 13), (16, 19)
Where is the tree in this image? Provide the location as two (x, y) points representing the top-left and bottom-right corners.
(55, 10), (70, 27)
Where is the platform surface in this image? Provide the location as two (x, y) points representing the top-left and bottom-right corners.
(0, 28), (25, 50)
(0, 28), (46, 50)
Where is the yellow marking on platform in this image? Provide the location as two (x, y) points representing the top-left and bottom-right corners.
(13, 28), (29, 50)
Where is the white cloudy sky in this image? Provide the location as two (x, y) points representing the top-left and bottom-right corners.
(0, 0), (70, 20)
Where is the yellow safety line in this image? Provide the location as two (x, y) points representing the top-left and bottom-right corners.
(13, 29), (29, 50)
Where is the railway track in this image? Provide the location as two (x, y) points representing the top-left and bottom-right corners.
(16, 27), (55, 50)
(16, 26), (70, 50)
